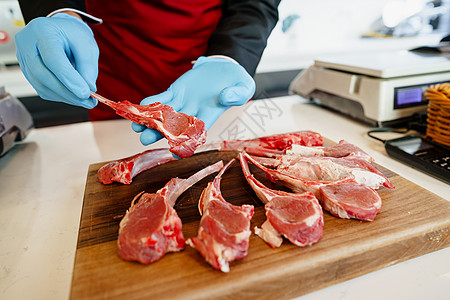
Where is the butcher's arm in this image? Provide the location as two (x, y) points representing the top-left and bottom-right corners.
(134, 0), (281, 145)
(205, 0), (281, 76)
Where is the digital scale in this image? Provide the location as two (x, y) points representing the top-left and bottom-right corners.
(290, 50), (450, 127)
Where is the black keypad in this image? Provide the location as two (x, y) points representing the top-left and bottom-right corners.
(385, 135), (450, 184)
(429, 156), (450, 170)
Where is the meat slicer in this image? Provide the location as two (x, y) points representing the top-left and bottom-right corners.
(0, 85), (34, 156)
(290, 50), (450, 127)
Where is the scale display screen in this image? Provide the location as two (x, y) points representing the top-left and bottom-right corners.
(394, 81), (449, 109)
(396, 87), (423, 106)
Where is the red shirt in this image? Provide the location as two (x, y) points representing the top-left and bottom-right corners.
(86, 0), (222, 120)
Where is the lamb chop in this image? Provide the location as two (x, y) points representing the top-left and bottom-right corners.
(98, 131), (324, 185)
(117, 160), (223, 264)
(241, 152), (382, 221)
(239, 152), (323, 248)
(250, 154), (394, 189)
(187, 159), (254, 272)
(246, 140), (373, 161)
(90, 92), (207, 158)
(287, 140), (374, 161)
(98, 148), (177, 184)
(211, 130), (324, 151)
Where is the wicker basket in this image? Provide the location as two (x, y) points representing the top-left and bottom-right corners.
(425, 83), (450, 147)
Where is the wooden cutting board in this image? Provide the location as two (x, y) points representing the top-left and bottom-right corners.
(70, 147), (450, 300)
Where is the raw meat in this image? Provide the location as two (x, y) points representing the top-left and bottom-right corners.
(91, 92), (207, 158)
(248, 140), (373, 160)
(287, 140), (374, 161)
(251, 154), (394, 189)
(242, 152), (382, 221)
(211, 130), (324, 151)
(98, 148), (177, 184)
(187, 159), (254, 272)
(239, 152), (323, 248)
(98, 131), (324, 185)
(117, 160), (223, 264)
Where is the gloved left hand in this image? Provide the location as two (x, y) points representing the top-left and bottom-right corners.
(132, 56), (256, 145)
(14, 13), (99, 108)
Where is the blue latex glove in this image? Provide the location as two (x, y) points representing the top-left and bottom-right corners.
(15, 13), (99, 108)
(132, 56), (256, 145)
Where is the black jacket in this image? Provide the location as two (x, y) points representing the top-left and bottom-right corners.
(18, 0), (280, 76)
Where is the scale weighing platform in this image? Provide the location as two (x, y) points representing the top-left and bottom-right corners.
(290, 50), (450, 127)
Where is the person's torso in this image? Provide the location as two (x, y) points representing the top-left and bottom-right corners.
(86, 0), (222, 120)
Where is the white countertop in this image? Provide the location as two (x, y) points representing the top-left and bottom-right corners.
(1, 95), (449, 300)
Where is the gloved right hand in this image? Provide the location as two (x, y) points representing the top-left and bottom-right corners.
(15, 13), (99, 108)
